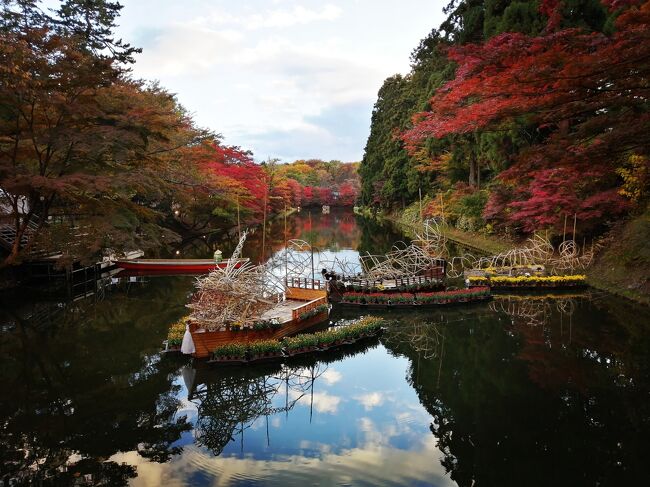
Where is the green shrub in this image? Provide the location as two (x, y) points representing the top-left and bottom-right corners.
(298, 304), (329, 322)
(213, 342), (247, 359)
(248, 340), (283, 355)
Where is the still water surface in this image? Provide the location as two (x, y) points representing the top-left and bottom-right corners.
(1, 210), (648, 486)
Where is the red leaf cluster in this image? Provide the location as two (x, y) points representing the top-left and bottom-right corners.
(402, 0), (650, 232)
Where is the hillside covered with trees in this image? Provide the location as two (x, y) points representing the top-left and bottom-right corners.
(360, 0), (649, 240)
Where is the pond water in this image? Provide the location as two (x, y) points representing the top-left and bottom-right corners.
(1, 209), (649, 486)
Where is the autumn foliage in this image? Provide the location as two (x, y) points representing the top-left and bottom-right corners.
(401, 0), (650, 233)
(360, 0), (649, 237)
(0, 1), (359, 267)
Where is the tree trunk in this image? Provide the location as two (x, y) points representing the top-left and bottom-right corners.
(469, 156), (478, 188)
(0, 248), (20, 269)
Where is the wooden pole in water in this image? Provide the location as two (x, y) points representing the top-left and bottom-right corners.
(573, 213), (577, 241)
(237, 194), (241, 240)
(419, 186), (423, 223)
(310, 365), (315, 424)
(439, 193), (445, 224)
(309, 211), (314, 285)
(266, 414), (270, 447)
(284, 203), (288, 283)
(562, 214), (568, 242)
(262, 184), (268, 261)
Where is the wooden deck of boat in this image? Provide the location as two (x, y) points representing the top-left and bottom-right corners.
(260, 299), (304, 322)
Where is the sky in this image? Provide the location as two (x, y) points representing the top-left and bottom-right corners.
(114, 0), (446, 162)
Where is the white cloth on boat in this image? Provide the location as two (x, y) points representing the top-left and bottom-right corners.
(181, 323), (195, 355)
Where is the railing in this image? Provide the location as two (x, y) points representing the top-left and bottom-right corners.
(337, 270), (444, 290)
(0, 214), (41, 251)
(292, 295), (328, 322)
(393, 275), (442, 287)
(342, 278), (383, 288)
(286, 277), (324, 290)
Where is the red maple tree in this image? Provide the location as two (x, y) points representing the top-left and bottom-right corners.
(403, 0), (649, 232)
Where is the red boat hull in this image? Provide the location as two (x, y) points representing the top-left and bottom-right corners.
(114, 258), (247, 273)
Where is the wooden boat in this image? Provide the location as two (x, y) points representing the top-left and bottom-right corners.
(189, 285), (329, 359)
(327, 272), (445, 304)
(113, 257), (249, 273)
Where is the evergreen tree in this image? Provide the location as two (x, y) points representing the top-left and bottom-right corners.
(56, 0), (140, 63)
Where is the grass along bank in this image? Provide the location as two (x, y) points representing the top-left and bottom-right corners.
(376, 199), (511, 255)
(587, 204), (650, 306)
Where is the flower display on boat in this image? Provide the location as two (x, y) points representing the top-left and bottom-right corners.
(297, 304), (329, 322)
(210, 316), (388, 362)
(340, 287), (490, 305)
(468, 275), (586, 287)
(166, 318), (188, 347)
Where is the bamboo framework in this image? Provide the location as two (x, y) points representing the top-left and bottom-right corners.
(188, 235), (325, 330)
(188, 231), (277, 329)
(414, 219), (447, 258)
(358, 242), (445, 280)
(448, 233), (598, 277)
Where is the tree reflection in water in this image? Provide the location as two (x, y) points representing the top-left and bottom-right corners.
(189, 364), (326, 456)
(187, 339), (382, 457)
(0, 277), (194, 486)
(380, 293), (650, 487)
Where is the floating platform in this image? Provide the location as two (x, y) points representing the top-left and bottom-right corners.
(207, 328), (383, 366)
(334, 295), (491, 309)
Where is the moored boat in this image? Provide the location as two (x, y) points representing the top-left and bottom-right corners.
(188, 285), (329, 359)
(114, 257), (249, 273)
(171, 231), (332, 359)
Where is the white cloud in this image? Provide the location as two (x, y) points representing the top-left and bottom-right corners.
(200, 4), (342, 30)
(110, 434), (454, 487)
(310, 392), (342, 414)
(354, 392), (385, 411)
(289, 389), (342, 414)
(118, 0), (446, 160)
(321, 368), (342, 385)
(260, 4), (342, 28)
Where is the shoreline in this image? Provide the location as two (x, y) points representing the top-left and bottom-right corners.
(357, 208), (649, 306)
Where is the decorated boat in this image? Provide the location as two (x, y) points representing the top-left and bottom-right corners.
(113, 257), (248, 273)
(321, 240), (474, 306)
(173, 232), (330, 359)
(320, 238), (492, 306)
(187, 284), (329, 359)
